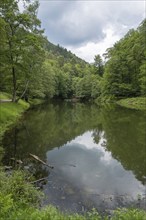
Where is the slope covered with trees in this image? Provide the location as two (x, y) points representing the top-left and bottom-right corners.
(41, 39), (102, 99)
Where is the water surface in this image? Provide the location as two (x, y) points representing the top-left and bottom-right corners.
(2, 101), (146, 213)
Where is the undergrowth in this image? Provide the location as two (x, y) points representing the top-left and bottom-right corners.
(0, 170), (146, 220)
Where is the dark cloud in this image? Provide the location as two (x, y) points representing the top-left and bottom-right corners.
(38, 1), (107, 46)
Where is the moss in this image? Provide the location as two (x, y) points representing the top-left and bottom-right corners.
(117, 97), (146, 111)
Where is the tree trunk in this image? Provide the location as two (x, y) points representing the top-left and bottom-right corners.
(16, 81), (29, 103)
(9, 25), (17, 102)
(12, 66), (17, 102)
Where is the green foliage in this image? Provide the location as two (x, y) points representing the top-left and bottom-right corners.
(0, 170), (41, 220)
(0, 170), (42, 206)
(102, 19), (146, 98)
(37, 51), (101, 100)
(0, 0), (45, 102)
(93, 54), (104, 76)
(139, 61), (146, 95)
(41, 61), (58, 98)
(112, 208), (146, 220)
(72, 73), (101, 99)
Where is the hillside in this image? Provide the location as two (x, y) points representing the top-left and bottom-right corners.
(45, 40), (87, 64)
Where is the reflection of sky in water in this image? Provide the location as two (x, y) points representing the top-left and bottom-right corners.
(46, 131), (145, 199)
(71, 131), (112, 163)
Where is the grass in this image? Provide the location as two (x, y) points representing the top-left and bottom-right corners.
(0, 92), (29, 140)
(0, 170), (146, 220)
(116, 97), (146, 111)
(11, 207), (146, 220)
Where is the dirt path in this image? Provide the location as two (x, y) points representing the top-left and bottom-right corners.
(0, 99), (12, 103)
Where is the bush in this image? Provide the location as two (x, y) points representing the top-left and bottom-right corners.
(0, 170), (43, 207)
(112, 208), (146, 220)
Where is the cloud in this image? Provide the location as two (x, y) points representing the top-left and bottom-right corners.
(38, 1), (106, 46)
(38, 0), (145, 62)
(68, 27), (121, 62)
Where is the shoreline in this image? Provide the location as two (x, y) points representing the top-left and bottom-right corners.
(116, 97), (146, 111)
(0, 99), (30, 141)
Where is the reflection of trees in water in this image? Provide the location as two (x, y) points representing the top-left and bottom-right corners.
(94, 107), (146, 185)
(2, 127), (49, 179)
(2, 102), (146, 184)
(92, 124), (103, 144)
(2, 102), (101, 160)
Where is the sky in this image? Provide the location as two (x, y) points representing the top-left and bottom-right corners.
(37, 0), (145, 63)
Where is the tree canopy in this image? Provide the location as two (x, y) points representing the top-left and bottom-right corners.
(102, 19), (146, 98)
(0, 0), (145, 102)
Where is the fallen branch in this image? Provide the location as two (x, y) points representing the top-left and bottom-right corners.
(30, 177), (48, 184)
(29, 153), (54, 169)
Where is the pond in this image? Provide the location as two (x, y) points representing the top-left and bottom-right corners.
(2, 101), (146, 214)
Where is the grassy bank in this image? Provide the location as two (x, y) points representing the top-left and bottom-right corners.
(116, 97), (146, 111)
(0, 170), (146, 220)
(0, 92), (29, 140)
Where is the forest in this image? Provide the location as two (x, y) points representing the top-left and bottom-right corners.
(0, 0), (145, 103)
